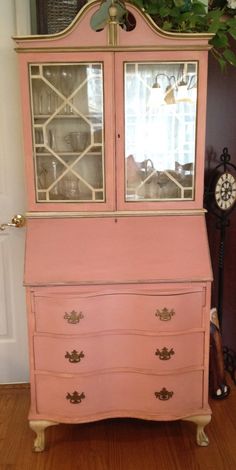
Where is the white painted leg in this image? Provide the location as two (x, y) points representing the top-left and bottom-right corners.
(183, 414), (211, 446)
(29, 420), (59, 452)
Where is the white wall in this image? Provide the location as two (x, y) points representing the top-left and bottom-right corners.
(0, 0), (30, 383)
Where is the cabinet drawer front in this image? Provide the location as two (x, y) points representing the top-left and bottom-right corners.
(35, 370), (203, 420)
(34, 332), (204, 373)
(33, 288), (205, 334)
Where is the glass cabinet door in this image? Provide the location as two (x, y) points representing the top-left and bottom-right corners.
(121, 60), (198, 205)
(30, 62), (105, 203)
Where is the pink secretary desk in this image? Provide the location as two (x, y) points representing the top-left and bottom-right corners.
(14, 0), (213, 451)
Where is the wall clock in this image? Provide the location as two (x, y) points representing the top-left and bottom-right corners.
(205, 147), (236, 217)
(214, 171), (236, 211)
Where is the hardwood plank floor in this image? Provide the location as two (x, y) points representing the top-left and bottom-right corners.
(0, 377), (236, 470)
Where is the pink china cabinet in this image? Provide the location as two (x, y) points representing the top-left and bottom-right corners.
(14, 0), (213, 451)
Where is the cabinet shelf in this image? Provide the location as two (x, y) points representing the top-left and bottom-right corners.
(34, 114), (102, 122)
(35, 151), (102, 157)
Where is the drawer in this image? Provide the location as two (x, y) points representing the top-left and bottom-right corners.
(32, 286), (205, 334)
(35, 370), (204, 421)
(34, 331), (204, 373)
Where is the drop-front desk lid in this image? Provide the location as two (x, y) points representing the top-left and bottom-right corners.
(24, 215), (213, 286)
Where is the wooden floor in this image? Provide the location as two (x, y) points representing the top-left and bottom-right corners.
(1, 377), (236, 470)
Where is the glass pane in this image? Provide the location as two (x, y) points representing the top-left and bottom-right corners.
(124, 62), (197, 202)
(30, 63), (104, 203)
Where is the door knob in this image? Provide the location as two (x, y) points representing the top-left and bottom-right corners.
(0, 214), (26, 231)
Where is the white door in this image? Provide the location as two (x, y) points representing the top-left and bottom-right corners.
(0, 0), (31, 383)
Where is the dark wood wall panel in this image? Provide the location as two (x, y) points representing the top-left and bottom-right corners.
(205, 48), (236, 349)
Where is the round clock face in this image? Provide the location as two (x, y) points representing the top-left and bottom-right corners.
(215, 172), (236, 211)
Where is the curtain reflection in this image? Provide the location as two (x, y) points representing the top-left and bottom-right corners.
(125, 62), (197, 201)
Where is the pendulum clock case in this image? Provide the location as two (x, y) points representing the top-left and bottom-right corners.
(14, 0), (213, 451)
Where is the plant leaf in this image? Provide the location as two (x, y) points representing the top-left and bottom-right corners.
(226, 18), (236, 27)
(159, 6), (171, 17)
(173, 0), (185, 7)
(213, 34), (229, 48)
(207, 8), (224, 20)
(145, 4), (160, 13)
(162, 20), (173, 30)
(130, 0), (145, 8)
(229, 28), (236, 40)
(191, 3), (207, 14)
(218, 57), (227, 71)
(223, 48), (236, 66)
(208, 18), (222, 33)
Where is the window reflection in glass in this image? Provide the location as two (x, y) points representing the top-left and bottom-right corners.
(125, 62), (197, 201)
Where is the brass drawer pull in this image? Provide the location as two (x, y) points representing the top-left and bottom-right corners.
(64, 310), (84, 324)
(155, 347), (175, 360)
(155, 308), (175, 321)
(155, 387), (174, 401)
(66, 391), (85, 404)
(65, 350), (85, 363)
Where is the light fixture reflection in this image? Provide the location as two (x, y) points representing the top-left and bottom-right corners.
(149, 67), (197, 109)
(148, 81), (165, 108)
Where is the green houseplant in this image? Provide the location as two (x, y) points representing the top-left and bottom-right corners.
(129, 0), (236, 68)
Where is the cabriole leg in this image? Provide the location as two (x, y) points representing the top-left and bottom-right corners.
(29, 420), (59, 452)
(183, 414), (211, 446)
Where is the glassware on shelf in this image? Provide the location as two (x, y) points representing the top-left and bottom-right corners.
(59, 66), (76, 114)
(37, 163), (47, 190)
(37, 157), (61, 199)
(59, 171), (80, 199)
(64, 131), (88, 152)
(32, 80), (45, 115)
(48, 128), (57, 151)
(35, 128), (44, 152)
(49, 160), (61, 198)
(43, 66), (60, 114)
(32, 79), (58, 115)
